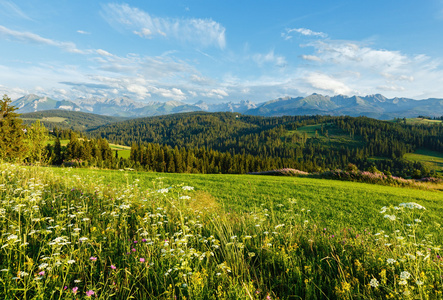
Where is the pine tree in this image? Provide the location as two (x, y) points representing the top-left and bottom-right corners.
(26, 120), (49, 163)
(0, 95), (28, 161)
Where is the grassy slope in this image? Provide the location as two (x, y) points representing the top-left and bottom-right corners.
(52, 167), (443, 236)
(404, 149), (443, 174)
(2, 164), (442, 299)
(49, 140), (131, 159)
(288, 123), (364, 149)
(20, 110), (126, 131)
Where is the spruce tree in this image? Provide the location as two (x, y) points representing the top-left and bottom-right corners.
(0, 95), (28, 161)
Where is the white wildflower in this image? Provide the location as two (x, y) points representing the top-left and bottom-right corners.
(399, 202), (425, 210)
(387, 258), (396, 264)
(384, 214), (396, 221)
(400, 271), (411, 280)
(370, 278), (379, 288)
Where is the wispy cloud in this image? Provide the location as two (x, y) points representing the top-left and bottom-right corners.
(101, 3), (226, 49)
(77, 30), (91, 35)
(301, 55), (322, 62)
(0, 25), (84, 54)
(0, 0), (32, 20)
(253, 50), (287, 68)
(283, 27), (327, 40)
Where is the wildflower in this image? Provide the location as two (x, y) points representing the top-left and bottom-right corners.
(369, 278), (379, 288)
(90, 256), (97, 261)
(384, 214), (396, 221)
(400, 271), (411, 280)
(18, 271), (29, 277)
(140, 258), (145, 263)
(131, 248), (136, 252)
(182, 186), (194, 191)
(86, 290), (95, 297)
(38, 271), (45, 276)
(399, 202), (426, 210)
(67, 259), (76, 264)
(386, 258), (396, 264)
(111, 265), (116, 270)
(72, 287), (78, 294)
(416, 280), (424, 286)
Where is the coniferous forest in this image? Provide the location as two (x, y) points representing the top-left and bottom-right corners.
(2, 94), (443, 178)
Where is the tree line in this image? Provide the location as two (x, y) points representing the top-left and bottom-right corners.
(2, 94), (442, 178)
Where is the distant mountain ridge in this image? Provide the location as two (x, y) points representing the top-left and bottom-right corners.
(11, 93), (443, 119)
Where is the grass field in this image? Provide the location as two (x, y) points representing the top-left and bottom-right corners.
(22, 117), (68, 123)
(49, 140), (131, 159)
(289, 123), (363, 149)
(1, 163), (442, 299)
(391, 118), (443, 125)
(404, 149), (443, 174)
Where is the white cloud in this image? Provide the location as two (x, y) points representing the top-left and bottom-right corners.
(102, 3), (226, 49)
(77, 30), (90, 35)
(96, 49), (113, 57)
(305, 73), (352, 95)
(253, 50), (287, 67)
(312, 41), (409, 72)
(152, 87), (186, 101)
(201, 88), (229, 99)
(301, 55), (322, 62)
(0, 25), (84, 54)
(377, 85), (405, 91)
(283, 27), (327, 40)
(133, 28), (152, 38)
(126, 84), (150, 99)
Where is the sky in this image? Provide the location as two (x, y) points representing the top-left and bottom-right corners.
(2, 0), (443, 103)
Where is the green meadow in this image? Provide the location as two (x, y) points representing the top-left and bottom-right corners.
(1, 163), (442, 299)
(404, 149), (443, 175)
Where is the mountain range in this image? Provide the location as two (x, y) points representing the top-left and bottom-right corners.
(11, 93), (443, 120)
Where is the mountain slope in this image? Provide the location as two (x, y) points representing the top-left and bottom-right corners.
(11, 93), (443, 119)
(19, 110), (127, 131)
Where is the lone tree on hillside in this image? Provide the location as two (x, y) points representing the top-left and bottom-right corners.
(0, 94), (28, 161)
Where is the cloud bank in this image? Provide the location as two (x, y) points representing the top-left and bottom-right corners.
(101, 3), (226, 49)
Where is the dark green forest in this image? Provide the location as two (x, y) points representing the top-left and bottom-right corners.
(3, 95), (443, 179)
(20, 110), (127, 131)
(84, 112), (443, 177)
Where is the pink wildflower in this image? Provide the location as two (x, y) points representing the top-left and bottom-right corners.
(72, 287), (78, 294)
(86, 290), (95, 297)
(140, 258), (145, 263)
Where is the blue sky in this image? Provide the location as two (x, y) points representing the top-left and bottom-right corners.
(2, 0), (443, 103)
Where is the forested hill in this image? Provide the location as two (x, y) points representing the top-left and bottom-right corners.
(19, 110), (127, 131)
(87, 112), (443, 177)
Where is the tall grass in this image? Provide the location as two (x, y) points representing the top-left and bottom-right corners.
(1, 162), (442, 299)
